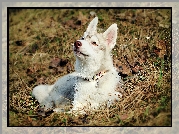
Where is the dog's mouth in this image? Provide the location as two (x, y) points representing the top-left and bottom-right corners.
(73, 49), (88, 57)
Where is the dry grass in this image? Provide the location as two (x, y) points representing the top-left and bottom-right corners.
(9, 8), (171, 126)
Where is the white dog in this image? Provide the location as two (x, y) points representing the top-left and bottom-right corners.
(32, 17), (122, 114)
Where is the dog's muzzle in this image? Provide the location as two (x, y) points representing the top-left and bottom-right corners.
(73, 41), (88, 57)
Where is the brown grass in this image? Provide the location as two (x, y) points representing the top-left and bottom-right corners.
(9, 8), (171, 126)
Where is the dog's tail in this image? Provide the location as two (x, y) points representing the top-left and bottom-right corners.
(32, 84), (54, 109)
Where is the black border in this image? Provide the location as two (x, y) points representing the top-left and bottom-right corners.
(7, 6), (172, 127)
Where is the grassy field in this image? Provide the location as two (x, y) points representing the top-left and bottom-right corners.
(9, 8), (171, 126)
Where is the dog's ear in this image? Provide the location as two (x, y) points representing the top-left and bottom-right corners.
(103, 23), (118, 49)
(86, 17), (98, 36)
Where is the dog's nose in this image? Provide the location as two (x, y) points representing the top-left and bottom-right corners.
(74, 41), (82, 48)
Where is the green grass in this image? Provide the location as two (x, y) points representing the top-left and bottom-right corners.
(9, 8), (171, 126)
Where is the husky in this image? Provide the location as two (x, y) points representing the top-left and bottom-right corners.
(32, 17), (122, 115)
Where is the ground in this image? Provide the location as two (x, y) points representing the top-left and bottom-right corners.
(9, 8), (171, 126)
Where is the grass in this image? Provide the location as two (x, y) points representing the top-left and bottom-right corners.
(9, 8), (171, 126)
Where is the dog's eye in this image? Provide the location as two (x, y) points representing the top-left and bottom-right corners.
(92, 42), (98, 46)
(81, 37), (85, 40)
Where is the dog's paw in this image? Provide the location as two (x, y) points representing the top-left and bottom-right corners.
(53, 108), (65, 113)
(114, 92), (122, 98)
(74, 111), (86, 116)
(108, 91), (122, 99)
(67, 108), (86, 116)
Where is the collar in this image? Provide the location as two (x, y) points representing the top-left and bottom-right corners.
(84, 70), (108, 82)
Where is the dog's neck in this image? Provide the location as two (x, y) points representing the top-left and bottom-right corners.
(74, 53), (115, 80)
(74, 58), (106, 80)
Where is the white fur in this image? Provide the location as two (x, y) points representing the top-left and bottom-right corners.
(32, 17), (122, 114)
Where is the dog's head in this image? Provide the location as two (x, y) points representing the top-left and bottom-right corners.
(73, 17), (118, 58)
(73, 17), (118, 77)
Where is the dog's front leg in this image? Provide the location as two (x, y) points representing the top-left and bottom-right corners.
(70, 80), (98, 115)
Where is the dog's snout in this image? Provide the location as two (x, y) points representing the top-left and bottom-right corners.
(74, 41), (82, 48)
